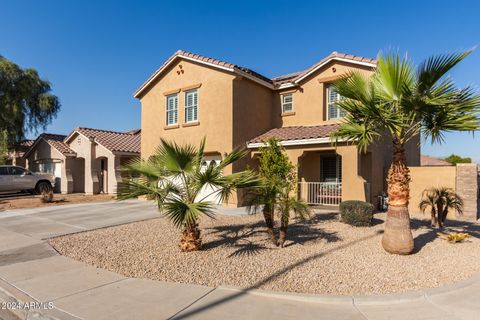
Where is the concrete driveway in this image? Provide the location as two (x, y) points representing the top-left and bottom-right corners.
(0, 200), (479, 320)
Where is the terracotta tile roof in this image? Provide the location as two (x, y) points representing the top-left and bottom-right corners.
(135, 50), (376, 97)
(75, 127), (140, 154)
(124, 128), (141, 135)
(271, 71), (305, 85)
(24, 133), (76, 158)
(421, 155), (452, 166)
(134, 50), (273, 97)
(249, 124), (341, 144)
(19, 140), (35, 148)
(273, 52), (376, 86)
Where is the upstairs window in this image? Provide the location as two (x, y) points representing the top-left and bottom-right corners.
(327, 86), (346, 120)
(166, 94), (178, 126)
(185, 89), (198, 123)
(281, 93), (293, 113)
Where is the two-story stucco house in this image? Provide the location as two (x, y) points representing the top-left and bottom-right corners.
(135, 50), (420, 207)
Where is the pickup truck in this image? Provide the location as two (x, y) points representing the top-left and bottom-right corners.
(0, 165), (55, 194)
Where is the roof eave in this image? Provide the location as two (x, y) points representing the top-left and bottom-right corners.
(134, 53), (275, 99)
(292, 57), (376, 85)
(247, 137), (347, 149)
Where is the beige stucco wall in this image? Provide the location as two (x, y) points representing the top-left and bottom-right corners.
(408, 166), (457, 215)
(137, 56), (420, 207)
(68, 133), (118, 194)
(139, 59), (235, 161)
(274, 61), (374, 127)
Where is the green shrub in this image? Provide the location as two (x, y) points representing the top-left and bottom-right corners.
(340, 200), (374, 226)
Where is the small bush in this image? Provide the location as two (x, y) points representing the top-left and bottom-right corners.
(340, 200), (374, 227)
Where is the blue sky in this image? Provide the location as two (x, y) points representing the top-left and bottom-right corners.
(1, 0), (479, 161)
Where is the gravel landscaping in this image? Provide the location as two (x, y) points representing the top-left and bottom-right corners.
(49, 210), (480, 295)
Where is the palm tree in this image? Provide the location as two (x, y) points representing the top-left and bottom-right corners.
(420, 187), (463, 228)
(117, 138), (258, 252)
(277, 189), (310, 247)
(246, 138), (310, 246)
(333, 51), (480, 254)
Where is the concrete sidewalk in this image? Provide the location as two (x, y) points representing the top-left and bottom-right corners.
(0, 201), (478, 319)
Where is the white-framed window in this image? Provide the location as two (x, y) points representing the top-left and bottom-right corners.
(281, 93), (293, 113)
(166, 94), (178, 126)
(185, 89), (198, 123)
(327, 86), (346, 120)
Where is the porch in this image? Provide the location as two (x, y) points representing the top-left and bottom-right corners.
(287, 147), (372, 206)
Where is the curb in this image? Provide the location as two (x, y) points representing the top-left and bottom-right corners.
(217, 273), (480, 305)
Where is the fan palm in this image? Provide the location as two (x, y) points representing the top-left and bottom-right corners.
(117, 138), (258, 252)
(333, 50), (480, 254)
(420, 187), (463, 228)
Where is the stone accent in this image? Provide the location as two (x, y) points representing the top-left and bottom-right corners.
(455, 164), (479, 220)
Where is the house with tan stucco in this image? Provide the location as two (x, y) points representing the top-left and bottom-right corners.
(23, 128), (140, 194)
(135, 50), (420, 207)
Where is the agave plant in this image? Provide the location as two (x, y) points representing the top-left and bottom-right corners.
(419, 187), (463, 228)
(117, 138), (258, 252)
(332, 51), (480, 254)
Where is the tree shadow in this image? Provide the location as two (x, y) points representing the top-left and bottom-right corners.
(170, 230), (382, 319)
(411, 216), (480, 253)
(202, 211), (341, 256)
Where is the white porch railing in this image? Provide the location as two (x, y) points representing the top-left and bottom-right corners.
(298, 182), (342, 206)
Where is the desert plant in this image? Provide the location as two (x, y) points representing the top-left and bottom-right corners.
(246, 138), (310, 246)
(117, 138), (258, 252)
(438, 232), (470, 243)
(419, 187), (463, 228)
(332, 51), (480, 254)
(38, 183), (54, 203)
(277, 189), (310, 247)
(246, 138), (294, 244)
(340, 200), (374, 226)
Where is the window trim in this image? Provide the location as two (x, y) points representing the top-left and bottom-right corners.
(281, 93), (294, 114)
(326, 85), (346, 120)
(165, 94), (178, 126)
(184, 89), (198, 123)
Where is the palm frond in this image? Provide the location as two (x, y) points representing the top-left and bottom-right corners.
(158, 138), (197, 175)
(374, 52), (415, 103)
(416, 50), (473, 94)
(163, 199), (215, 228)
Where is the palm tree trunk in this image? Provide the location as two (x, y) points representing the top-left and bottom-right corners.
(440, 208), (448, 228)
(430, 208), (437, 228)
(263, 204), (277, 245)
(382, 142), (414, 255)
(277, 215), (289, 247)
(180, 223), (202, 252)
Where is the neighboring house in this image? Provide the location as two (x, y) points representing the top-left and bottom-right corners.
(420, 155), (452, 166)
(24, 128), (140, 194)
(6, 140), (35, 167)
(135, 50), (420, 206)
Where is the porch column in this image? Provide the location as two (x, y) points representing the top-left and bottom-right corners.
(284, 149), (305, 199)
(336, 146), (367, 202)
(111, 155), (122, 194)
